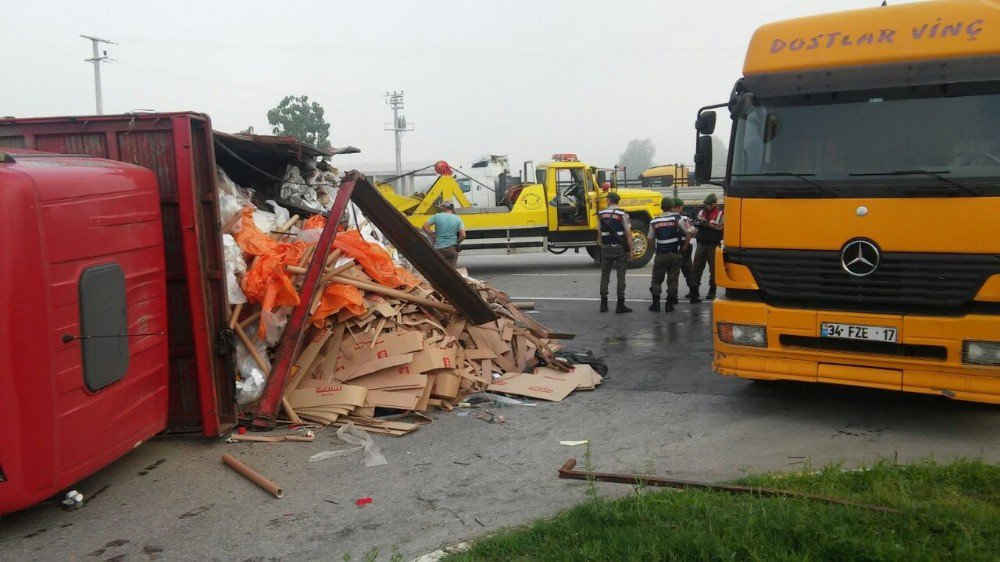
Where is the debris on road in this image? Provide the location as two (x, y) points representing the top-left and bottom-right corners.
(216, 170), (597, 440)
(221, 454), (284, 499)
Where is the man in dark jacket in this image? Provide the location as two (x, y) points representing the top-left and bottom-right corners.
(690, 193), (723, 303)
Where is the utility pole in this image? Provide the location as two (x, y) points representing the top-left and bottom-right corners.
(81, 35), (116, 115)
(384, 91), (414, 193)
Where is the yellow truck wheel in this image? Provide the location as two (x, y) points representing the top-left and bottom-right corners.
(627, 219), (654, 268)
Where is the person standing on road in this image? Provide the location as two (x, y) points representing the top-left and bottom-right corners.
(422, 201), (466, 268)
(597, 192), (633, 313)
(648, 197), (695, 312)
(690, 193), (724, 303)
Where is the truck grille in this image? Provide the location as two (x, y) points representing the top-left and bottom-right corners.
(735, 249), (1000, 315)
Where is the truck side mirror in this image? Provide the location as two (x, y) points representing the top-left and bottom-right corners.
(693, 135), (713, 183)
(596, 170), (607, 186)
(695, 111), (717, 135)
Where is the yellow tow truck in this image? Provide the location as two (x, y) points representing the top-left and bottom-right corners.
(377, 154), (664, 267)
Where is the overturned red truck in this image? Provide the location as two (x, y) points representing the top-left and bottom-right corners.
(0, 112), (360, 515)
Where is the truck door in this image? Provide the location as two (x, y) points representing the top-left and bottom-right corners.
(550, 166), (595, 230)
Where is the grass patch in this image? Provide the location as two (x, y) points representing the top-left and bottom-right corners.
(448, 459), (999, 561)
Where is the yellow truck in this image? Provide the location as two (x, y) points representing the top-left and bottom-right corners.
(377, 154), (664, 267)
(694, 0), (1000, 403)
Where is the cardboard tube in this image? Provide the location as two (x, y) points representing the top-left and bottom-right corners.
(228, 303), (244, 329)
(324, 248), (343, 267)
(229, 433), (314, 443)
(234, 320), (303, 424)
(221, 454), (283, 498)
(282, 397), (303, 425)
(287, 249), (345, 276)
(272, 215), (300, 237)
(319, 261), (356, 285)
(234, 324), (269, 372)
(239, 310), (262, 330)
(330, 275), (457, 314)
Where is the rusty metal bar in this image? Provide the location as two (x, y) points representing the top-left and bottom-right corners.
(557, 458), (899, 514)
(252, 174), (357, 428)
(349, 176), (498, 326)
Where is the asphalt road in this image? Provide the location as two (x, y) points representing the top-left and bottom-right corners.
(2, 252), (998, 561)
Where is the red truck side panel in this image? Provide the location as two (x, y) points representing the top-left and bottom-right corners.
(0, 114), (236, 436)
(0, 152), (169, 515)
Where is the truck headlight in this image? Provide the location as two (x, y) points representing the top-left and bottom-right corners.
(717, 323), (767, 347)
(962, 340), (1000, 366)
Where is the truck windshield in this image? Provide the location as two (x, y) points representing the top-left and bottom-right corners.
(730, 83), (1000, 197)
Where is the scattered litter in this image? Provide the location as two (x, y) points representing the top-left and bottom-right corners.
(309, 446), (364, 463)
(221, 454), (283, 499)
(355, 497), (373, 507)
(336, 423), (387, 468)
(468, 392), (537, 407)
(560, 440), (590, 446)
(228, 430), (314, 443)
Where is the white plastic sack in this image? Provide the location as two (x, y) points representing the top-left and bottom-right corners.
(336, 423), (388, 467)
(222, 234), (247, 305)
(262, 307), (290, 346)
(235, 325), (269, 404)
(280, 165), (325, 212)
(235, 367), (266, 405)
(217, 167), (254, 226)
(264, 200), (291, 229)
(297, 228), (323, 245)
(251, 209), (278, 235)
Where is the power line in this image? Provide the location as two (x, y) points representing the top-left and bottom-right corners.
(81, 34), (116, 114)
(116, 37), (738, 61)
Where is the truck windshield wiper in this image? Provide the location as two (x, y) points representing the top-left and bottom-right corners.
(848, 169), (981, 196)
(731, 172), (839, 196)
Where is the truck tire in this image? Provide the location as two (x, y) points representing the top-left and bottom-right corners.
(627, 218), (654, 268)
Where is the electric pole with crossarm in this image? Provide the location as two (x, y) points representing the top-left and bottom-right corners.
(81, 34), (116, 115)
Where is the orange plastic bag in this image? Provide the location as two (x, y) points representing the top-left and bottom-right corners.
(395, 266), (421, 291)
(302, 215), (326, 231)
(233, 207), (282, 256)
(333, 230), (404, 288)
(310, 282), (366, 327)
(234, 206), (308, 338)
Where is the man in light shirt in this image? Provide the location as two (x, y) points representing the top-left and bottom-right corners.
(422, 202), (466, 267)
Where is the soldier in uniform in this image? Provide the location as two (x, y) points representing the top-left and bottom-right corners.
(690, 193), (724, 303)
(596, 192), (634, 313)
(648, 197), (695, 312)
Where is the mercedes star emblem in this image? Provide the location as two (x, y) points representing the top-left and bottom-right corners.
(841, 239), (880, 277)
(856, 205), (868, 217)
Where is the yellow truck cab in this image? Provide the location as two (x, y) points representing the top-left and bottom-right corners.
(693, 0), (1000, 403)
(378, 154), (663, 267)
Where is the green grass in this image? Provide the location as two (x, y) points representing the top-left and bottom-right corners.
(447, 459), (1000, 561)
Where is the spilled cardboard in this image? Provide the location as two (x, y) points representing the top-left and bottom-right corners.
(486, 372), (577, 402)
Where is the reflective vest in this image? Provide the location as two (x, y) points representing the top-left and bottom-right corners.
(695, 207), (724, 245)
(650, 213), (683, 254)
(598, 208), (628, 246)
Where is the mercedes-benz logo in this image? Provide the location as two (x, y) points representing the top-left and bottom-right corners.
(841, 239), (880, 277)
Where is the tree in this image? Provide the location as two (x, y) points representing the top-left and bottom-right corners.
(267, 95), (331, 149)
(617, 139), (655, 179)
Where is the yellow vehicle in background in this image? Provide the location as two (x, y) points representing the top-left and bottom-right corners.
(694, 0), (1000, 403)
(377, 154), (663, 267)
(639, 164), (690, 189)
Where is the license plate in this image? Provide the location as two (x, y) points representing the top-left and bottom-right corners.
(821, 322), (897, 343)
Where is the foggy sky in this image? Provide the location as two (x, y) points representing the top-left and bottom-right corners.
(1, 0), (882, 171)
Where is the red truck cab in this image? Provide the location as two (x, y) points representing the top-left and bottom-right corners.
(0, 149), (169, 515)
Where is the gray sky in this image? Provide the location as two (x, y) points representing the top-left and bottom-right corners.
(1, 0), (880, 171)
